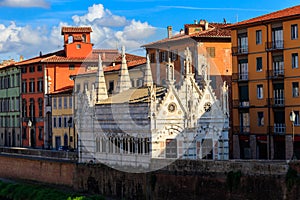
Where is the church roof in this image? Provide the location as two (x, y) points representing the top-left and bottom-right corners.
(98, 86), (166, 104)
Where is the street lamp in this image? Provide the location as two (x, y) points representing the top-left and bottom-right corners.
(68, 118), (72, 149)
(28, 120), (32, 147)
(290, 110), (296, 160)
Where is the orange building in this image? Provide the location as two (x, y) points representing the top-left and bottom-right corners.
(16, 27), (122, 148)
(228, 5), (300, 159)
(142, 20), (232, 94)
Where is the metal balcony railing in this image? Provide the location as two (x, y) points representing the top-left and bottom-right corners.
(232, 72), (248, 81)
(232, 46), (248, 56)
(233, 126), (250, 134)
(273, 123), (286, 134)
(233, 100), (250, 108)
(265, 40), (284, 51)
(268, 98), (285, 107)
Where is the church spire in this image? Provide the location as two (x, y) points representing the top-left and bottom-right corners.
(166, 57), (175, 85)
(144, 54), (153, 87)
(116, 46), (132, 93)
(95, 54), (108, 102)
(184, 46), (193, 76)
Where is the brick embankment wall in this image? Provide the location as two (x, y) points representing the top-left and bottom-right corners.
(0, 152), (300, 200)
(0, 154), (75, 186)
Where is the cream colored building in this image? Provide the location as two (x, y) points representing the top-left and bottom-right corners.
(50, 86), (75, 149)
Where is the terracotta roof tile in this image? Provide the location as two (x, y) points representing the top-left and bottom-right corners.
(143, 23), (230, 47)
(227, 5), (300, 28)
(50, 85), (73, 95)
(61, 27), (92, 34)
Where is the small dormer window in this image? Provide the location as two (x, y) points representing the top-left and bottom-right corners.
(76, 44), (81, 49)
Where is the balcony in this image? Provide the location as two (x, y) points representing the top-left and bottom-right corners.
(232, 46), (248, 56)
(233, 100), (250, 108)
(265, 40), (284, 51)
(232, 72), (248, 82)
(268, 98), (285, 107)
(272, 124), (286, 135)
(233, 126), (250, 134)
(266, 69), (284, 79)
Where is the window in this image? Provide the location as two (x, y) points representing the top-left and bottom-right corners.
(58, 97), (62, 109)
(64, 97), (67, 109)
(295, 111), (300, 125)
(293, 82), (299, 97)
(69, 117), (73, 128)
(15, 97), (20, 111)
(21, 67), (27, 74)
(82, 34), (86, 43)
(38, 127), (43, 141)
(15, 73), (20, 86)
(38, 98), (43, 117)
(258, 112), (264, 126)
(58, 117), (62, 128)
(29, 79), (35, 93)
(291, 24), (298, 40)
(29, 98), (35, 118)
(29, 66), (35, 73)
(206, 47), (215, 58)
(22, 80), (27, 93)
(108, 81), (114, 94)
(69, 64), (75, 70)
(37, 65), (43, 72)
(256, 57), (263, 71)
(53, 97), (57, 109)
(76, 44), (81, 49)
(150, 53), (155, 63)
(64, 117), (67, 128)
(22, 99), (27, 117)
(257, 84), (263, 99)
(292, 53), (298, 69)
(37, 78), (43, 92)
(69, 96), (72, 109)
(76, 84), (80, 93)
(84, 82), (89, 90)
(171, 50), (178, 61)
(53, 117), (57, 128)
(256, 30), (262, 44)
(159, 51), (167, 62)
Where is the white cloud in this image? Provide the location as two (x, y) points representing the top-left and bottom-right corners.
(72, 4), (156, 52)
(0, 0), (50, 8)
(0, 4), (158, 60)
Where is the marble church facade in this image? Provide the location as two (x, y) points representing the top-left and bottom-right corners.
(75, 46), (229, 169)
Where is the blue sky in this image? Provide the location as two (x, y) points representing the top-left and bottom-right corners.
(0, 0), (299, 60)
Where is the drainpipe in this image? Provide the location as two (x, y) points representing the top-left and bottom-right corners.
(264, 23), (271, 160)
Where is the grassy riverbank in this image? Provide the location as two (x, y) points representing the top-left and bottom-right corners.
(0, 180), (104, 200)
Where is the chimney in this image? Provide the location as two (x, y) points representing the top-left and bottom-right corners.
(167, 26), (172, 38)
(194, 20), (198, 24)
(205, 21), (209, 30)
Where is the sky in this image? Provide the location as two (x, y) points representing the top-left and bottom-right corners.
(0, 0), (299, 61)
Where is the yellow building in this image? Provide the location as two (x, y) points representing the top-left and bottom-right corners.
(50, 86), (75, 150)
(228, 5), (300, 159)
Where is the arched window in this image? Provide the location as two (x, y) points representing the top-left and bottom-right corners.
(38, 98), (43, 117)
(82, 34), (86, 43)
(68, 35), (73, 43)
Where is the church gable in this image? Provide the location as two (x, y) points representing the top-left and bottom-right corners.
(156, 86), (186, 120)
